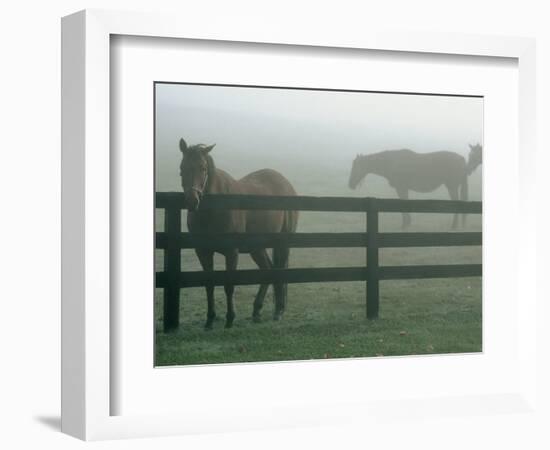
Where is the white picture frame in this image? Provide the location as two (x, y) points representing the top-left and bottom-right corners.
(61, 9), (537, 441)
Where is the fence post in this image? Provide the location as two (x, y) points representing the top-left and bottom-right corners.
(366, 198), (380, 319)
(163, 204), (181, 332)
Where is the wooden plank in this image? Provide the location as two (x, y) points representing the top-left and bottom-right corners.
(155, 263), (482, 288)
(156, 231), (482, 249)
(197, 194), (367, 211)
(366, 200), (379, 319)
(155, 192), (482, 214)
(156, 232), (368, 249)
(378, 232), (482, 247)
(156, 192), (367, 211)
(379, 264), (482, 280)
(156, 267), (368, 288)
(376, 198), (482, 214)
(155, 192), (186, 210)
(162, 207), (182, 332)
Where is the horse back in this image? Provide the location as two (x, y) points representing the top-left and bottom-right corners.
(239, 169), (298, 234)
(390, 150), (466, 181)
(187, 168), (298, 236)
(370, 149), (466, 193)
(238, 168), (297, 196)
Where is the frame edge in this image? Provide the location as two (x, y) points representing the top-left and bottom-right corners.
(61, 8), (539, 440)
(61, 10), (87, 441)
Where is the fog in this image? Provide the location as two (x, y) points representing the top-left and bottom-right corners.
(155, 83), (483, 199)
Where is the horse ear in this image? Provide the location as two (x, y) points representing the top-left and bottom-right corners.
(203, 144), (216, 154)
(179, 138), (189, 154)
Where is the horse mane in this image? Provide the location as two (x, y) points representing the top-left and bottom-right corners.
(204, 152), (216, 182)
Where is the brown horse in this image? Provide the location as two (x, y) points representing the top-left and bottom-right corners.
(179, 138), (299, 329)
(348, 149), (470, 228)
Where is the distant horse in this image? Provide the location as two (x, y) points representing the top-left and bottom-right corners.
(179, 138), (299, 329)
(348, 149), (470, 228)
(467, 143), (482, 175)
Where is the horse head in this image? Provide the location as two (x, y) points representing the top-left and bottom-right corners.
(467, 143), (482, 175)
(179, 138), (216, 211)
(348, 154), (367, 189)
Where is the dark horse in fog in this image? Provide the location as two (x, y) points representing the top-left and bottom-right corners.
(467, 143), (482, 175)
(348, 146), (481, 228)
(179, 138), (299, 329)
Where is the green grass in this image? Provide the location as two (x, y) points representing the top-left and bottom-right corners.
(155, 278), (481, 366)
(154, 203), (482, 366)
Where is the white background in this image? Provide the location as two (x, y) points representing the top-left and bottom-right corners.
(112, 36), (518, 417)
(1, 1), (548, 449)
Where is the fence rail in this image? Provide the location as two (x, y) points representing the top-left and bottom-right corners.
(155, 192), (482, 332)
(156, 264), (481, 288)
(156, 192), (482, 213)
(156, 231), (482, 250)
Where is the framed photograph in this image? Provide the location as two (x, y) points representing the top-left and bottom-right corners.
(61, 9), (537, 441)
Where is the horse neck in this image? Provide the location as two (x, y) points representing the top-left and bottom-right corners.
(205, 165), (238, 195)
(362, 154), (389, 178)
(203, 154), (219, 194)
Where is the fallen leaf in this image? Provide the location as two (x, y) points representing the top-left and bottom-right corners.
(339, 343), (345, 348)
(399, 331), (407, 336)
(376, 353), (384, 357)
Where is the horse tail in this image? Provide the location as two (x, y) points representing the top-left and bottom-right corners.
(459, 174), (469, 227)
(273, 210), (298, 311)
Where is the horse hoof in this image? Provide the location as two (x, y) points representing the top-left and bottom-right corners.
(252, 315), (261, 323)
(273, 312), (283, 321)
(204, 320), (215, 330)
(224, 320), (234, 329)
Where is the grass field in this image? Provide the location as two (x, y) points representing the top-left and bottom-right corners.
(154, 160), (482, 366)
(155, 277), (482, 366)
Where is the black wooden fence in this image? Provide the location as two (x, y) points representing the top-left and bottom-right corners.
(155, 193), (482, 332)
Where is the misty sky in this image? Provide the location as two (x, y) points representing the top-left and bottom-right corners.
(155, 83), (483, 194)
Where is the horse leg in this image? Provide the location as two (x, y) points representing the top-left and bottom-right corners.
(196, 249), (216, 330)
(223, 249), (239, 328)
(250, 249), (273, 323)
(459, 176), (469, 227)
(446, 184), (459, 229)
(396, 187), (411, 228)
(273, 245), (290, 321)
